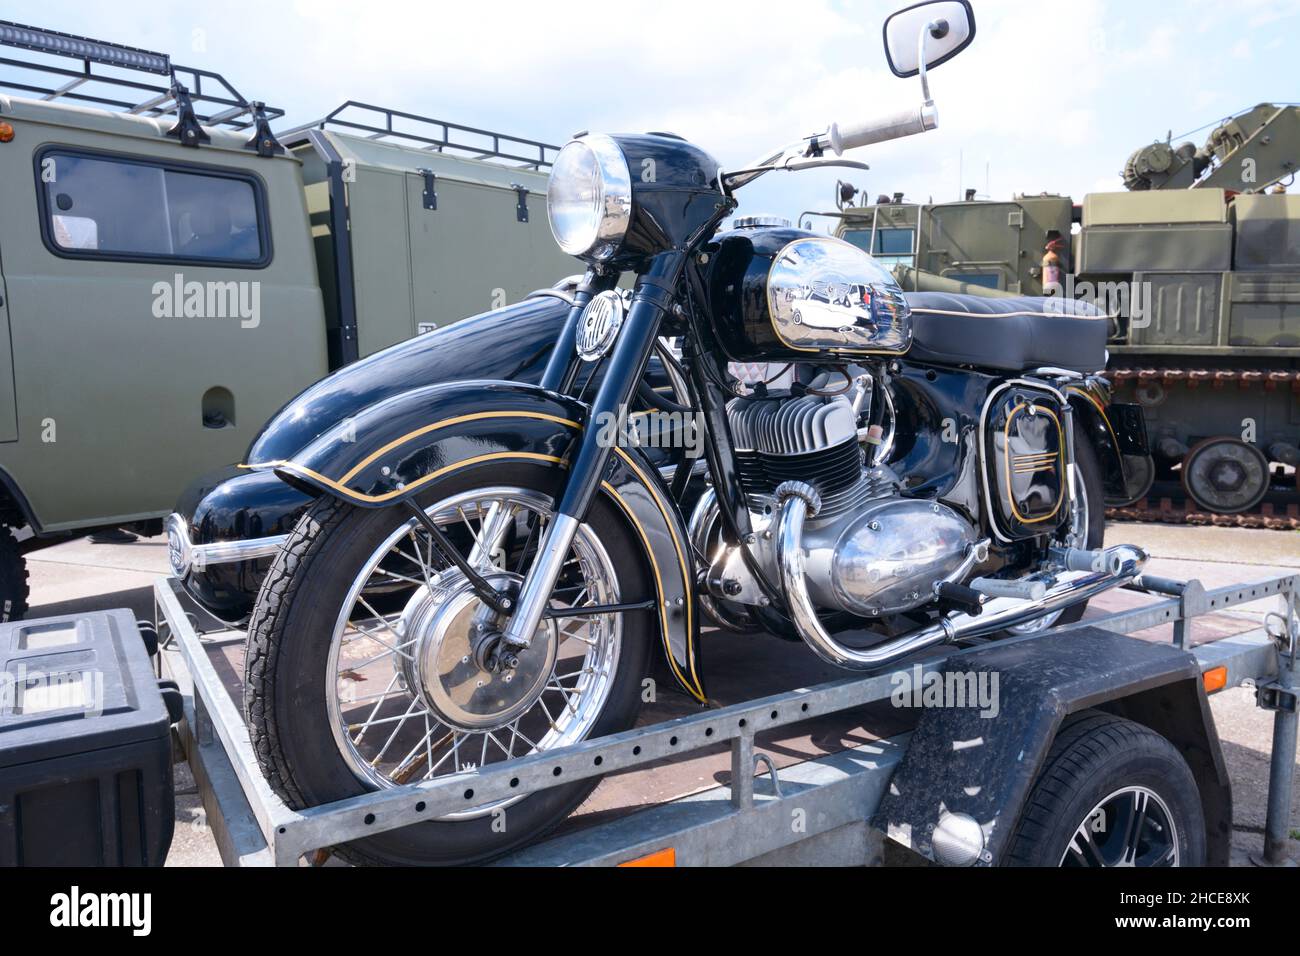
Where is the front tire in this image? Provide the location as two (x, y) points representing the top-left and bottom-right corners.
(1004, 712), (1205, 866)
(245, 462), (654, 865)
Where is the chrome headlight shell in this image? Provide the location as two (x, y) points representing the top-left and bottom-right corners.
(546, 134), (632, 260)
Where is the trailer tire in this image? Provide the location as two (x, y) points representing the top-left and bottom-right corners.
(0, 528), (30, 623)
(1004, 711), (1205, 867)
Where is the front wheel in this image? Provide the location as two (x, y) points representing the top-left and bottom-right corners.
(245, 462), (653, 865)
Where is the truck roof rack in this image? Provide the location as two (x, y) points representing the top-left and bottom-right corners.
(0, 21), (285, 154)
(281, 100), (560, 170)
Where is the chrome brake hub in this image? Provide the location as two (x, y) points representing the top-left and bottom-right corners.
(398, 571), (557, 731)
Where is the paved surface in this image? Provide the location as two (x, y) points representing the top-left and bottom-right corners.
(23, 521), (1300, 867)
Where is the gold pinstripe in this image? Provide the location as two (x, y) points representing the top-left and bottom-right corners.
(611, 447), (703, 700)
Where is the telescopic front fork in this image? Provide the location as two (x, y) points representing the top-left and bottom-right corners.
(501, 251), (685, 649)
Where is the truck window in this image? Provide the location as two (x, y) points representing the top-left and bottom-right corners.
(37, 149), (269, 266)
(842, 227), (915, 267)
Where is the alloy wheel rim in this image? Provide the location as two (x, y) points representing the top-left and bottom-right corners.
(1060, 785), (1180, 867)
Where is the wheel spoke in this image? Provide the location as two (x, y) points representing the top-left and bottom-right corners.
(326, 486), (623, 819)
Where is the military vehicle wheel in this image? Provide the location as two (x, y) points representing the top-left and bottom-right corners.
(1181, 437), (1270, 514)
(0, 528), (30, 622)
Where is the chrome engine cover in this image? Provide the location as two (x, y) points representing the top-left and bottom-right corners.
(703, 384), (979, 621)
(802, 497), (976, 616)
(707, 491), (977, 618)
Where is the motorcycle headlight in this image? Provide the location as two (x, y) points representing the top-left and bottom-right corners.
(546, 134), (632, 260)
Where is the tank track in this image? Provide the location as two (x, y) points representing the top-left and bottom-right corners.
(1106, 501), (1300, 531)
(1106, 365), (1300, 530)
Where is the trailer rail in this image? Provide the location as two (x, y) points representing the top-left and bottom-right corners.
(154, 573), (1298, 867)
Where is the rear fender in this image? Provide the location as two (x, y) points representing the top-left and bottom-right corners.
(246, 380), (705, 702)
(1067, 379), (1153, 506)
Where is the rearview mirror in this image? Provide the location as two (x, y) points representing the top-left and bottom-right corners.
(883, 0), (975, 78)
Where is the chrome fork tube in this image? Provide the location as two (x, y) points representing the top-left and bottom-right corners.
(502, 252), (685, 649)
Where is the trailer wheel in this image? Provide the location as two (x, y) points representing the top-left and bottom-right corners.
(0, 528), (30, 623)
(1004, 712), (1205, 867)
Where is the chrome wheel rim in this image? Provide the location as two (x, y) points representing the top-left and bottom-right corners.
(324, 487), (622, 820)
(1061, 785), (1180, 867)
(1007, 463), (1089, 635)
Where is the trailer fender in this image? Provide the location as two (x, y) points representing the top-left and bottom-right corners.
(873, 626), (1230, 866)
(245, 379), (705, 702)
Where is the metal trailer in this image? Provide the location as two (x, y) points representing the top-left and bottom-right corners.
(153, 572), (1299, 867)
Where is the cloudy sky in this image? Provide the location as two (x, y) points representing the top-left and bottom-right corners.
(4, 0), (1296, 231)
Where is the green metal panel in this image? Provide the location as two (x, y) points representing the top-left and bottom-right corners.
(1233, 194), (1300, 271)
(0, 97), (328, 532)
(1082, 190), (1229, 226)
(345, 163), (416, 356)
(1227, 272), (1300, 347)
(1079, 224), (1233, 274)
(0, 267), (15, 443)
(1130, 273), (1221, 346)
(317, 131), (573, 355)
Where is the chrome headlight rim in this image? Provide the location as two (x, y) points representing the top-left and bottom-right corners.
(547, 133), (632, 261)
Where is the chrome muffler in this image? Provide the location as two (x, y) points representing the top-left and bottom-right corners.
(774, 487), (1148, 670)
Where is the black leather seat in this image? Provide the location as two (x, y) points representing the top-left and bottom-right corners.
(904, 293), (1109, 373)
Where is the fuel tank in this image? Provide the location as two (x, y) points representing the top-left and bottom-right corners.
(706, 225), (912, 362)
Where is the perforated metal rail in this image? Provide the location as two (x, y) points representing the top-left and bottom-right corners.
(154, 572), (1298, 866)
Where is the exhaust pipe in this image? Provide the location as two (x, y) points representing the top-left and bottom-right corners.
(774, 489), (1148, 670)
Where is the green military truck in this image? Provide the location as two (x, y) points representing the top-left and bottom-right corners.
(821, 104), (1300, 527)
(0, 23), (573, 618)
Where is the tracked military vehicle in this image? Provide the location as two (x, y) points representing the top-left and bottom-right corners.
(823, 104), (1300, 527)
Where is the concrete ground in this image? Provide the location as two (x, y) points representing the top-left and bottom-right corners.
(23, 520), (1300, 867)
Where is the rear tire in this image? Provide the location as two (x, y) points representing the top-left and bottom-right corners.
(1004, 712), (1205, 866)
(245, 462), (654, 865)
(1052, 427), (1106, 626)
(0, 528), (30, 623)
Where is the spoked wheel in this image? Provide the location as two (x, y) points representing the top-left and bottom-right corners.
(245, 463), (653, 865)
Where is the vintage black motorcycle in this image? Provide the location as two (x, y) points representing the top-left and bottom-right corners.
(170, 0), (1156, 864)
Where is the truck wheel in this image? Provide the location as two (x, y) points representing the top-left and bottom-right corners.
(0, 529), (30, 622)
(1004, 712), (1205, 867)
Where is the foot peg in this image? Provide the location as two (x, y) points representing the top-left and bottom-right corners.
(970, 576), (1048, 601)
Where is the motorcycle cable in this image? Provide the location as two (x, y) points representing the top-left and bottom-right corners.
(403, 499), (513, 618)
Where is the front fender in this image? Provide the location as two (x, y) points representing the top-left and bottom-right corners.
(247, 380), (706, 702)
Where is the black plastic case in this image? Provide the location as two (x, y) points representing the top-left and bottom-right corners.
(0, 610), (174, 866)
